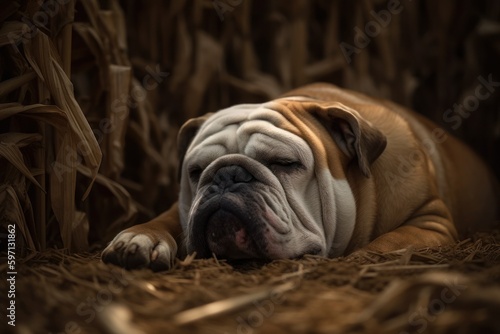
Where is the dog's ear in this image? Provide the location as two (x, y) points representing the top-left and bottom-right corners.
(306, 102), (386, 177)
(177, 113), (213, 181)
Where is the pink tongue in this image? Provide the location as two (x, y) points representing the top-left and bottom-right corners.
(206, 211), (255, 258)
(234, 228), (248, 247)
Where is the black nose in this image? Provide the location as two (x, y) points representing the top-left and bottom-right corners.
(213, 165), (254, 189)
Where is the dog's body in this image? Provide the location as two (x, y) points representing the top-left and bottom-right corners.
(102, 83), (499, 270)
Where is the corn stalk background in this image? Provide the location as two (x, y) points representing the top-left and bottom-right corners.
(1, 0), (499, 254)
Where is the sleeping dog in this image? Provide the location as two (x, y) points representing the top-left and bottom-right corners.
(102, 83), (499, 270)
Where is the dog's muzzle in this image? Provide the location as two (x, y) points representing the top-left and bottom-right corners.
(189, 163), (271, 259)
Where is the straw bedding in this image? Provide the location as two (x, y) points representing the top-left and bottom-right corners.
(3, 230), (499, 334)
(1, 1), (500, 333)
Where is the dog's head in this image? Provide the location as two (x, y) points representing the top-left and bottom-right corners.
(177, 97), (386, 260)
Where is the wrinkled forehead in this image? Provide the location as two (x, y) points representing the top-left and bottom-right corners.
(204, 103), (300, 133)
(188, 103), (302, 149)
(184, 99), (345, 178)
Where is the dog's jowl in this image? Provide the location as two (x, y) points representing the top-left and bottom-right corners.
(102, 83), (499, 271)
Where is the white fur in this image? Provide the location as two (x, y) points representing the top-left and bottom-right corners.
(179, 103), (357, 258)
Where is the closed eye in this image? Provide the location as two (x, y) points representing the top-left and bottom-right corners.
(188, 165), (203, 182)
(269, 159), (304, 173)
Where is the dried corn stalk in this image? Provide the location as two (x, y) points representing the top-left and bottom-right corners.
(0, 0), (141, 253)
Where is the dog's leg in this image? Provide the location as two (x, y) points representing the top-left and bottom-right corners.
(356, 198), (459, 254)
(102, 202), (183, 271)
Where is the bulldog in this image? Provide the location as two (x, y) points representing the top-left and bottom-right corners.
(102, 83), (499, 271)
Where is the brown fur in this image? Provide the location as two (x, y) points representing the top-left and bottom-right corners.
(283, 83), (499, 253)
(103, 83), (499, 268)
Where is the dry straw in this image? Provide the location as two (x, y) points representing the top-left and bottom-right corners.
(4, 232), (499, 333)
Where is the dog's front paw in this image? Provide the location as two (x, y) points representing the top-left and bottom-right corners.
(101, 229), (177, 271)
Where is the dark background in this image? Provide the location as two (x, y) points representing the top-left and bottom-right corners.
(121, 0), (500, 176)
(0, 0), (499, 252)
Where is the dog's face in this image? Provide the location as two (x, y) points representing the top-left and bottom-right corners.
(177, 99), (386, 260)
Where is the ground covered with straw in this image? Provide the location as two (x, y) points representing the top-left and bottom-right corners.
(4, 230), (499, 334)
